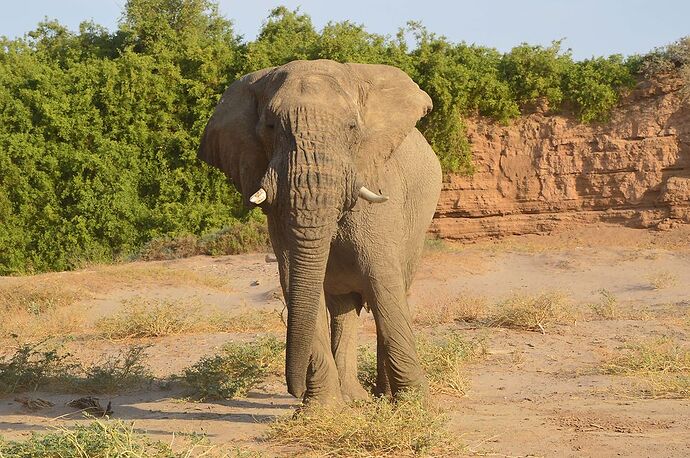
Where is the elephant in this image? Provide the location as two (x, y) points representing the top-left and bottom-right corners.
(198, 59), (442, 404)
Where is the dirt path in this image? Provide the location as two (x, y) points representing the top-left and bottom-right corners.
(1, 224), (689, 456)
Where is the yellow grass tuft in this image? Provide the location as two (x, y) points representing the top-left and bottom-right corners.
(0, 280), (86, 339)
(417, 334), (486, 396)
(97, 298), (284, 339)
(604, 338), (690, 398)
(266, 390), (462, 457)
(588, 289), (619, 320)
(415, 292), (574, 333)
(414, 296), (488, 327)
(487, 292), (574, 333)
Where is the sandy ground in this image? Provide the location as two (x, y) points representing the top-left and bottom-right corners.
(1, 224), (689, 457)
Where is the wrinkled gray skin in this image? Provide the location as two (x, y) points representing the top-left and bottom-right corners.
(199, 59), (442, 404)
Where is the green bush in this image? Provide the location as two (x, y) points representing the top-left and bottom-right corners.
(0, 418), (194, 457)
(0, 341), (152, 394)
(0, 0), (681, 274)
(181, 336), (284, 400)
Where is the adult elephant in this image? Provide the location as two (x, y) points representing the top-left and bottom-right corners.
(198, 59), (442, 404)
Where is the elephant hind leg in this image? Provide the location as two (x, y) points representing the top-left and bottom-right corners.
(327, 292), (369, 402)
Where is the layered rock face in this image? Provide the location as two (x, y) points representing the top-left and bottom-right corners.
(431, 73), (690, 240)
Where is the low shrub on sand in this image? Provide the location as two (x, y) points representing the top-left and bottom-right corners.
(181, 337), (284, 400)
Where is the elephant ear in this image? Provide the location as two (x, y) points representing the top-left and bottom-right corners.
(347, 63), (432, 170)
(198, 67), (274, 206)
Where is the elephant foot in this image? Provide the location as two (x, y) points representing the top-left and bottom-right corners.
(302, 388), (343, 406)
(340, 379), (370, 402)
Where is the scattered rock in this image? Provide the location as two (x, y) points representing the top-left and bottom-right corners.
(67, 396), (113, 417)
(14, 396), (54, 411)
(251, 280), (261, 286)
(265, 253), (278, 263)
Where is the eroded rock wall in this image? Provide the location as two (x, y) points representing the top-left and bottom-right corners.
(431, 74), (690, 240)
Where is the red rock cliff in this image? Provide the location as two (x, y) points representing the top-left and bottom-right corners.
(431, 73), (690, 240)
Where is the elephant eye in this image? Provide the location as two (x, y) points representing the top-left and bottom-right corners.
(348, 121), (357, 130)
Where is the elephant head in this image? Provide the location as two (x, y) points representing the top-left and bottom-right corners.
(198, 59), (431, 399)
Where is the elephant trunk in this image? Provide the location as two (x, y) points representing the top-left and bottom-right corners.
(284, 223), (333, 398)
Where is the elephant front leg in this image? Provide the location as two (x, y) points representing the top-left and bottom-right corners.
(368, 271), (428, 398)
(327, 293), (369, 402)
(303, 291), (343, 405)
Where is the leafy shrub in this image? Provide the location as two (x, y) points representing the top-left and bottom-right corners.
(0, 342), (76, 394)
(181, 336), (284, 400)
(563, 55), (636, 122)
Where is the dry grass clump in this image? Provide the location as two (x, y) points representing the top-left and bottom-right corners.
(0, 281), (86, 339)
(415, 292), (574, 333)
(604, 338), (690, 398)
(81, 264), (231, 292)
(414, 296), (488, 327)
(0, 281), (80, 312)
(0, 342), (152, 394)
(487, 292), (574, 333)
(0, 417), (216, 457)
(97, 298), (205, 339)
(589, 289), (619, 320)
(97, 298), (284, 339)
(218, 309), (285, 333)
(266, 390), (461, 457)
(418, 334), (486, 396)
(181, 336), (284, 400)
(357, 334), (486, 397)
(647, 271), (679, 290)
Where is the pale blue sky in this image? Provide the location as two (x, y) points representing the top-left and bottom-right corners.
(2, 1), (688, 59)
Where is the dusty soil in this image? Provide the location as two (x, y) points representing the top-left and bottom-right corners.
(1, 224), (689, 457)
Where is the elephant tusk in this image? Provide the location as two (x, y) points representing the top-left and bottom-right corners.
(358, 186), (389, 203)
(249, 188), (267, 204)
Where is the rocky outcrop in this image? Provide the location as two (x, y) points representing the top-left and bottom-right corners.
(431, 73), (690, 240)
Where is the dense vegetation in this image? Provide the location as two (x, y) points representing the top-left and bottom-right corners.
(1, 0), (688, 274)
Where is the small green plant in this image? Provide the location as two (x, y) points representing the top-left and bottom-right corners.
(181, 336), (284, 400)
(357, 346), (378, 392)
(589, 289), (619, 319)
(266, 389), (461, 457)
(0, 417), (205, 457)
(0, 342), (153, 394)
(604, 338), (690, 398)
(0, 341), (77, 394)
(75, 346), (153, 393)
